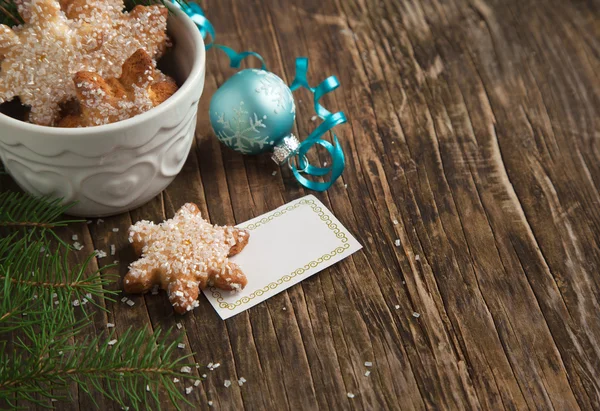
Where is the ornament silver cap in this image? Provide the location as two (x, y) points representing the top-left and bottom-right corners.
(271, 134), (300, 165)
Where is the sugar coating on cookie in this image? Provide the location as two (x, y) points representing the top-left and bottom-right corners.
(0, 0), (167, 125)
(124, 203), (249, 314)
(58, 48), (178, 127)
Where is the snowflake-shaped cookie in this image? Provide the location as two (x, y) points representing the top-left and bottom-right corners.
(0, 0), (168, 125)
(124, 203), (250, 314)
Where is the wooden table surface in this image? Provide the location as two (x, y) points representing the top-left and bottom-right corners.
(3, 0), (600, 409)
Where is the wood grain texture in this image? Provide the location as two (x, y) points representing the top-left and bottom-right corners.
(1, 0), (599, 409)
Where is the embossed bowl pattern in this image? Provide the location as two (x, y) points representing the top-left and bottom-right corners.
(0, 4), (206, 217)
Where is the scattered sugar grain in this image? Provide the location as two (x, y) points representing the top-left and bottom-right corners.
(282, 307), (287, 311)
(202, 374), (207, 378)
(208, 401), (213, 407)
(393, 219), (399, 225)
(365, 370), (371, 377)
(73, 242), (83, 251)
(121, 297), (128, 303)
(113, 260), (119, 264)
(347, 393), (355, 399)
(272, 171), (278, 176)
(72, 300), (80, 307)
(194, 380), (201, 387)
(112, 228), (119, 232)
(176, 323), (183, 330)
(173, 378), (180, 383)
(86, 221), (92, 224)
(72, 234), (78, 241)
(146, 385), (150, 392)
(364, 361), (373, 367)
(40, 247), (45, 253)
(108, 339), (117, 346)
(413, 312), (421, 318)
(344, 184), (348, 189)
(180, 366), (192, 373)
(97, 219), (104, 225)
(126, 299), (135, 307)
(415, 254), (420, 261)
(95, 249), (107, 258)
(311, 115), (317, 121)
(394, 239), (401, 247)
(107, 323), (115, 328)
(224, 380), (231, 388)
(178, 343), (186, 349)
(110, 244), (116, 256)
(185, 386), (193, 395)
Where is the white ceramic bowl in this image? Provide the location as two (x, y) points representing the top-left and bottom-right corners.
(0, 4), (205, 217)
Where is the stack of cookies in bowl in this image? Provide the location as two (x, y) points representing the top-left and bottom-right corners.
(0, 0), (206, 217)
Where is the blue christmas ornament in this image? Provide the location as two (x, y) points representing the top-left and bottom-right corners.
(209, 69), (296, 155)
(174, 0), (347, 191)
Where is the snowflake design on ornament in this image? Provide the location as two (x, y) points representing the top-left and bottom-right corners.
(255, 72), (294, 115)
(215, 102), (271, 154)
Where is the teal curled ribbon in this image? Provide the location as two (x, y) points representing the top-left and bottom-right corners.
(289, 58), (346, 191)
(173, 1), (346, 191)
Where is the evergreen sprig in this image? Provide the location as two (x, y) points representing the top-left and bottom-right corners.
(0, 233), (118, 333)
(0, 192), (79, 230)
(1, 328), (194, 409)
(0, 192), (199, 410)
(0, 0), (20, 26)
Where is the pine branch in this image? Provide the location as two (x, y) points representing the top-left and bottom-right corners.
(0, 328), (196, 410)
(0, 192), (80, 231)
(0, 190), (199, 409)
(0, 234), (117, 305)
(0, 0), (20, 25)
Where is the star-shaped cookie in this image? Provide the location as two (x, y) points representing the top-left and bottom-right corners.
(58, 48), (178, 127)
(124, 203), (250, 314)
(0, 0), (167, 125)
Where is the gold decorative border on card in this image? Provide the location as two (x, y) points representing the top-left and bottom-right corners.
(210, 198), (350, 310)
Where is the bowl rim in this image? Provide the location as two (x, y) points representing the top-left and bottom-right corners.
(0, 2), (205, 136)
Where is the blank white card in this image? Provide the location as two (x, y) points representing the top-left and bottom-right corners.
(203, 195), (362, 319)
